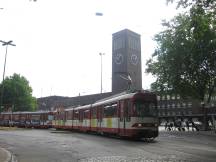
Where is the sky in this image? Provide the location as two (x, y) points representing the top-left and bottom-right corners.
(0, 0), (179, 98)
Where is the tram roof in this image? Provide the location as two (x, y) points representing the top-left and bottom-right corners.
(64, 90), (154, 111)
(65, 104), (91, 111)
(92, 91), (137, 107)
(1, 111), (51, 115)
(93, 90), (155, 106)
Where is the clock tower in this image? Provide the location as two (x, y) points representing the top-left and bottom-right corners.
(112, 29), (142, 93)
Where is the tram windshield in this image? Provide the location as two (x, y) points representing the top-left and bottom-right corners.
(134, 102), (157, 117)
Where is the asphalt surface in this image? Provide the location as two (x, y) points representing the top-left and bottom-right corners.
(0, 128), (216, 162)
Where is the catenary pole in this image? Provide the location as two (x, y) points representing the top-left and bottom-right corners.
(0, 40), (16, 114)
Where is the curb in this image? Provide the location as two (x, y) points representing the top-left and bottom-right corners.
(0, 148), (12, 162)
(0, 127), (18, 131)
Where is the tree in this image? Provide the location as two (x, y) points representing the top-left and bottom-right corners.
(0, 73), (37, 112)
(167, 0), (216, 11)
(146, 0), (216, 104)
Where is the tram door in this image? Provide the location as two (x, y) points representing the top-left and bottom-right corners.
(97, 106), (103, 132)
(119, 100), (126, 135)
(119, 100), (130, 136)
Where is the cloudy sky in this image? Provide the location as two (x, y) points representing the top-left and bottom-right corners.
(0, 0), (178, 98)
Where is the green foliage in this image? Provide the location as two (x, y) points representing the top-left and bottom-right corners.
(167, 0), (216, 10)
(0, 73), (37, 111)
(146, 0), (216, 103)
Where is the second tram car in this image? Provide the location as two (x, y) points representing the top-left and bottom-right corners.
(0, 111), (54, 128)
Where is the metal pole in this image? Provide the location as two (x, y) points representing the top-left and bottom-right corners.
(99, 53), (105, 93)
(0, 45), (8, 114)
(2, 45), (8, 81)
(0, 40), (16, 114)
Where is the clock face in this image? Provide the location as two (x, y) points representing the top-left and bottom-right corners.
(130, 54), (138, 65)
(114, 53), (123, 65)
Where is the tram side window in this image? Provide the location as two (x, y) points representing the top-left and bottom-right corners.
(48, 114), (54, 121)
(60, 112), (65, 120)
(124, 100), (131, 122)
(70, 111), (73, 120)
(54, 113), (58, 120)
(98, 106), (103, 122)
(65, 112), (69, 120)
(104, 103), (117, 118)
(66, 111), (73, 120)
(84, 110), (89, 119)
(79, 110), (83, 122)
(74, 110), (79, 120)
(91, 108), (97, 118)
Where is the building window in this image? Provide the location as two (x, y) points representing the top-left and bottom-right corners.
(171, 95), (176, 100)
(172, 103), (176, 108)
(177, 103), (181, 108)
(188, 102), (192, 107)
(177, 95), (180, 100)
(182, 102), (186, 108)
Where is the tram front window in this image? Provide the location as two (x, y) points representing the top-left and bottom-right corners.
(134, 102), (157, 117)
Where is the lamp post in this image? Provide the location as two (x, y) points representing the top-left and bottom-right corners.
(0, 40), (16, 114)
(96, 12), (104, 93)
(99, 53), (105, 93)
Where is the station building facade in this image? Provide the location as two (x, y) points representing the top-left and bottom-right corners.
(157, 93), (216, 123)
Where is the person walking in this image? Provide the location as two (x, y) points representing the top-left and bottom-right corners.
(165, 122), (168, 131)
(186, 120), (190, 131)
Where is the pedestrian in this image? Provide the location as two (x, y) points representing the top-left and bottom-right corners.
(165, 122), (168, 131)
(186, 121), (190, 131)
(170, 122), (173, 131)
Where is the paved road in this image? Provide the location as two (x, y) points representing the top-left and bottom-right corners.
(0, 129), (216, 162)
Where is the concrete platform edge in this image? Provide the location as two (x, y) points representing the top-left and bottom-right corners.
(0, 147), (12, 162)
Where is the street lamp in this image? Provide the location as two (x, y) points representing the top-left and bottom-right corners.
(99, 53), (105, 93)
(0, 40), (16, 114)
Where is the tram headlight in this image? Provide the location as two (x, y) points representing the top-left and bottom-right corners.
(138, 123), (142, 127)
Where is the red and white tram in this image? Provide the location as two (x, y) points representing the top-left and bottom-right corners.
(0, 111), (54, 128)
(53, 91), (159, 139)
